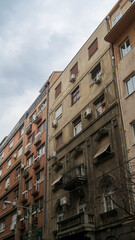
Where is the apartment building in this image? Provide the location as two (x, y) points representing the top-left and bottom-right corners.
(105, 0), (135, 208)
(47, 6), (135, 240)
(0, 72), (61, 240)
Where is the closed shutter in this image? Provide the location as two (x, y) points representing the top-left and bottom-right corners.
(88, 38), (98, 58)
(70, 62), (78, 75)
(55, 82), (61, 98)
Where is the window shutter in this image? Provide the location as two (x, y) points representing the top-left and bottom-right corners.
(56, 134), (62, 150)
(70, 62), (78, 75)
(55, 82), (61, 98)
(73, 116), (81, 127)
(88, 38), (98, 58)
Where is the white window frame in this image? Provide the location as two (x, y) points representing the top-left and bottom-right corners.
(7, 159), (11, 169)
(55, 105), (62, 120)
(18, 146), (22, 158)
(95, 97), (106, 116)
(0, 150), (4, 161)
(9, 138), (13, 149)
(112, 12), (122, 26)
(131, 0), (135, 4)
(0, 168), (2, 177)
(74, 121), (82, 136)
(120, 38), (131, 58)
(27, 154), (34, 167)
(38, 144), (45, 157)
(20, 126), (24, 136)
(39, 99), (47, 111)
(0, 220), (5, 233)
(126, 74), (135, 96)
(5, 177), (10, 188)
(36, 169), (44, 183)
(103, 191), (114, 213)
(16, 167), (21, 179)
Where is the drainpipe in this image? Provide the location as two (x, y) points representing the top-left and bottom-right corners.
(42, 81), (50, 240)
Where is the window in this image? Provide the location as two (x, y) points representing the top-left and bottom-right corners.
(56, 133), (63, 150)
(27, 154), (34, 167)
(3, 198), (7, 209)
(14, 189), (19, 201)
(95, 96), (106, 116)
(70, 62), (78, 76)
(91, 63), (101, 83)
(0, 168), (2, 177)
(16, 167), (21, 179)
(20, 125), (24, 137)
(126, 74), (135, 96)
(35, 198), (43, 212)
(9, 138), (13, 149)
(26, 178), (32, 191)
(24, 206), (29, 218)
(38, 121), (46, 133)
(5, 177), (10, 189)
(0, 220), (5, 233)
(73, 117), (82, 136)
(72, 86), (80, 105)
(29, 111), (36, 123)
(7, 159), (11, 169)
(55, 105), (62, 120)
(120, 38), (131, 58)
(103, 190), (114, 212)
(18, 146), (22, 158)
(36, 169), (44, 183)
(0, 150), (4, 162)
(94, 134), (111, 163)
(37, 144), (45, 156)
(28, 132), (35, 144)
(112, 12), (122, 26)
(11, 214), (17, 230)
(39, 99), (47, 112)
(55, 82), (61, 98)
(88, 38), (98, 59)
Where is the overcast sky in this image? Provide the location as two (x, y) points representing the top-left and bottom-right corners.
(0, 0), (118, 143)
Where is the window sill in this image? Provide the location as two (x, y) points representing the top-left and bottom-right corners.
(125, 90), (135, 99)
(100, 208), (117, 219)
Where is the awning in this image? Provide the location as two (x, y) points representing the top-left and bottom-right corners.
(94, 144), (110, 159)
(51, 175), (62, 186)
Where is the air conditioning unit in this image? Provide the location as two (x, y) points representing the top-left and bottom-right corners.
(57, 214), (64, 222)
(51, 151), (57, 159)
(79, 204), (86, 213)
(60, 196), (70, 206)
(83, 108), (92, 119)
(17, 210), (22, 216)
(13, 154), (17, 159)
(21, 164), (24, 169)
(52, 120), (58, 128)
(10, 223), (16, 231)
(94, 72), (102, 84)
(69, 74), (76, 83)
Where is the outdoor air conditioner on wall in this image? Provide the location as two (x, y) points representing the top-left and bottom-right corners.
(83, 108), (92, 119)
(69, 74), (76, 83)
(60, 196), (70, 206)
(52, 120), (58, 128)
(93, 72), (102, 84)
(51, 151), (57, 159)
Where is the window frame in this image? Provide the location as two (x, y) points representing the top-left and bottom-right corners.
(71, 86), (80, 105)
(55, 105), (62, 120)
(126, 74), (135, 96)
(70, 62), (78, 76)
(120, 38), (131, 58)
(56, 133), (63, 150)
(37, 144), (45, 157)
(95, 96), (106, 117)
(9, 138), (13, 150)
(38, 121), (46, 134)
(73, 117), (82, 136)
(0, 219), (5, 233)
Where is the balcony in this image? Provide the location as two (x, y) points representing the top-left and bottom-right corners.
(33, 111), (42, 124)
(26, 123), (32, 135)
(33, 155), (41, 169)
(21, 191), (28, 204)
(32, 182), (40, 196)
(62, 164), (87, 191)
(34, 132), (41, 146)
(22, 166), (29, 178)
(55, 211), (94, 239)
(25, 143), (31, 156)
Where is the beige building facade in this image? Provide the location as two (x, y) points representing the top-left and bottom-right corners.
(105, 0), (135, 206)
(47, 8), (134, 240)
